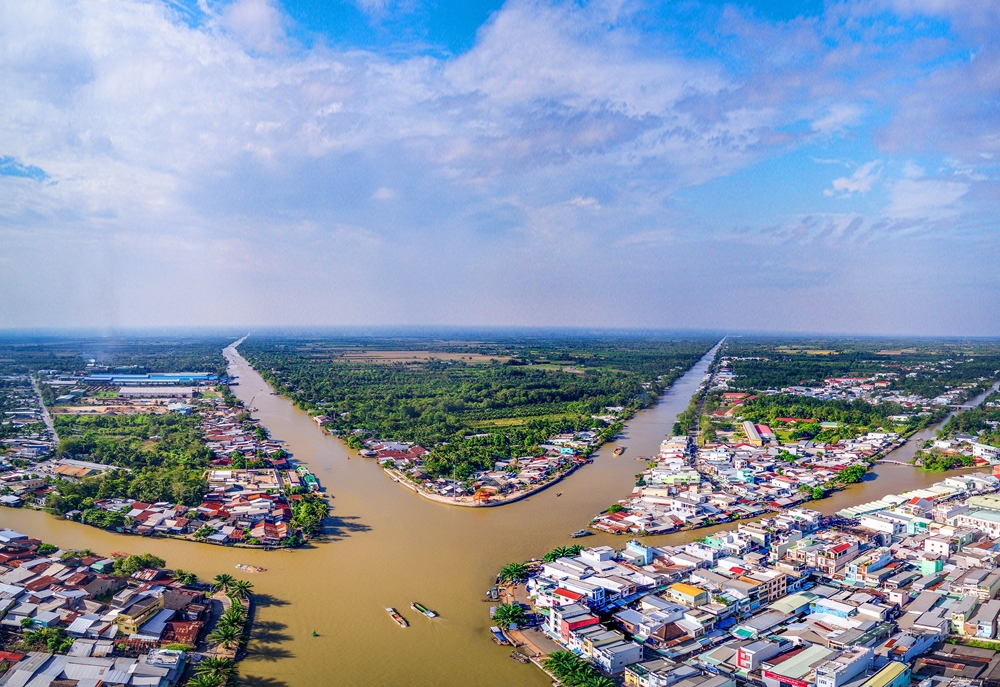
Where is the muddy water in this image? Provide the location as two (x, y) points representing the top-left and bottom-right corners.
(0, 342), (987, 687)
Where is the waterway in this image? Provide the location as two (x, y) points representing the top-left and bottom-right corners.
(0, 342), (992, 687)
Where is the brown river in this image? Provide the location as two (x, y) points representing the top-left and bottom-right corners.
(0, 342), (991, 687)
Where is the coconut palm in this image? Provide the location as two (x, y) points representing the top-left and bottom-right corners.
(174, 569), (198, 586)
(212, 574), (235, 593)
(543, 545), (583, 563)
(228, 579), (253, 599)
(585, 676), (615, 687)
(185, 675), (223, 687)
(217, 609), (246, 630)
(491, 603), (527, 630)
(194, 657), (237, 684)
(497, 562), (528, 585)
(207, 624), (241, 650)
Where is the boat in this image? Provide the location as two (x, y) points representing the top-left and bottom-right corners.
(386, 608), (408, 627)
(411, 602), (438, 618)
(613, 446), (626, 456)
(509, 651), (529, 663)
(556, 493), (562, 497)
(235, 564), (266, 573)
(570, 529), (593, 538)
(490, 626), (509, 645)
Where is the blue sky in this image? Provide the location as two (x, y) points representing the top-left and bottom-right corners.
(0, 0), (998, 335)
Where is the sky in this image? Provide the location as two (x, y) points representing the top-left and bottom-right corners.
(1, 0), (998, 336)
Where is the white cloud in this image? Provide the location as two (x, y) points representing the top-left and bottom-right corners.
(218, 0), (287, 54)
(0, 0), (998, 332)
(811, 104), (863, 135)
(825, 160), (881, 197)
(886, 178), (969, 218)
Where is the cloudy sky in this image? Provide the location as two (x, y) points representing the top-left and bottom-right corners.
(1, 0), (998, 335)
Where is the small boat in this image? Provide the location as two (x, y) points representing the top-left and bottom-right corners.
(235, 564), (266, 573)
(386, 608), (408, 627)
(613, 446), (626, 456)
(556, 493), (562, 497)
(490, 626), (509, 645)
(570, 529), (593, 538)
(509, 651), (529, 663)
(411, 602), (437, 618)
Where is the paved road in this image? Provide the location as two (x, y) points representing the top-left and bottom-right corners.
(30, 375), (58, 443)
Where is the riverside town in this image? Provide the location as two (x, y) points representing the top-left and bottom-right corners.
(6, 335), (1000, 687)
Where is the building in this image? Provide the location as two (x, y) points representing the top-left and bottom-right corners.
(857, 662), (911, 687)
(743, 422), (763, 447)
(118, 386), (196, 398)
(668, 583), (710, 608)
(815, 647), (873, 687)
(115, 595), (165, 634)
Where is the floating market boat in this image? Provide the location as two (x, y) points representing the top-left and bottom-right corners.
(613, 446), (626, 456)
(410, 602), (438, 618)
(386, 608), (408, 627)
(235, 564), (266, 573)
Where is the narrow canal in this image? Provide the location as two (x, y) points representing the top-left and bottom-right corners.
(0, 342), (991, 686)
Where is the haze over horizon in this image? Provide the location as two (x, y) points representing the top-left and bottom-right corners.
(2, 0), (998, 336)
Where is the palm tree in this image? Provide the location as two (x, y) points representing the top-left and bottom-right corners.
(194, 656), (237, 684)
(212, 574), (235, 593)
(217, 609), (246, 630)
(585, 676), (615, 687)
(543, 545), (584, 563)
(174, 569), (198, 586)
(207, 624), (241, 650)
(497, 562), (528, 585)
(491, 603), (527, 630)
(186, 675), (223, 687)
(228, 579), (253, 599)
(542, 650), (581, 677)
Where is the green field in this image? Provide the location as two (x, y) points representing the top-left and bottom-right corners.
(239, 335), (717, 479)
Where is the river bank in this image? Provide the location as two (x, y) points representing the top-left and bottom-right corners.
(3, 341), (992, 687)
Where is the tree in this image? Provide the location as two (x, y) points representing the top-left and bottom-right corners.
(228, 579), (253, 599)
(185, 675), (223, 687)
(586, 676), (616, 687)
(811, 486), (825, 500)
(543, 545), (583, 563)
(112, 553), (165, 578)
(174, 569), (199, 586)
(607, 504), (626, 513)
(36, 543), (58, 556)
(492, 603), (527, 629)
(212, 574), (235, 593)
(498, 562), (528, 585)
(194, 656), (237, 683)
(207, 624), (241, 650)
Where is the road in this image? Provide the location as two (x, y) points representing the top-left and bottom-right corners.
(30, 374), (58, 443)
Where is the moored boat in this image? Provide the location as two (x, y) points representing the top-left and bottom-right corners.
(570, 529), (592, 538)
(386, 608), (408, 627)
(490, 626), (509, 644)
(613, 446), (625, 456)
(411, 602), (438, 618)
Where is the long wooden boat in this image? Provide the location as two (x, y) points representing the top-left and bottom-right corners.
(411, 602), (437, 618)
(386, 607), (408, 627)
(235, 564), (266, 573)
(613, 446), (626, 456)
(490, 626), (509, 644)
